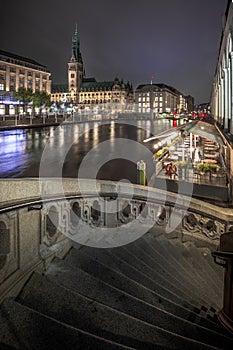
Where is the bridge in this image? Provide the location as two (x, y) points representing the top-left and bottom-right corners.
(1, 178), (233, 348)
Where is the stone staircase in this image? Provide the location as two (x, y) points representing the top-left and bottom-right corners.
(0, 233), (233, 349)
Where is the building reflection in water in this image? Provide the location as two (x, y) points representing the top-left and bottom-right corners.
(0, 119), (173, 178)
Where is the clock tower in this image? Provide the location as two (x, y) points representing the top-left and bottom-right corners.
(68, 24), (84, 102)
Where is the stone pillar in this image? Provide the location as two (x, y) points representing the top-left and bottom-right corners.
(224, 68), (229, 130)
(32, 72), (36, 92)
(230, 52), (233, 134)
(218, 83), (221, 123)
(5, 66), (10, 91)
(228, 65), (231, 132)
(24, 70), (28, 89)
(15, 67), (19, 91)
(221, 77), (225, 127)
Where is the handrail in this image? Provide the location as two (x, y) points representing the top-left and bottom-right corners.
(0, 189), (230, 226)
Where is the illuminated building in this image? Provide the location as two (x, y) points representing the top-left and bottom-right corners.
(51, 26), (133, 107)
(0, 49), (51, 115)
(135, 83), (193, 114)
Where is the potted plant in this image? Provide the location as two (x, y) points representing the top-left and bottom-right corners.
(197, 163), (220, 179)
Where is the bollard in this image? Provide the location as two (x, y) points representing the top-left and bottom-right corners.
(212, 231), (233, 333)
(137, 160), (147, 186)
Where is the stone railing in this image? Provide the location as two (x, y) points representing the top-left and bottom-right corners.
(1, 178), (233, 302)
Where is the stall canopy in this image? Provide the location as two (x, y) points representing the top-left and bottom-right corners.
(182, 121), (225, 145)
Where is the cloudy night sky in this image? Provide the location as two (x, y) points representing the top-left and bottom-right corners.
(1, 0), (228, 104)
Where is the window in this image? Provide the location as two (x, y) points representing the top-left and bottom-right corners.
(71, 73), (75, 78)
(19, 78), (24, 86)
(0, 83), (4, 90)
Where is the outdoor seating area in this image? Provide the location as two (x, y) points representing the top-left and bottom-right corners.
(155, 132), (227, 188)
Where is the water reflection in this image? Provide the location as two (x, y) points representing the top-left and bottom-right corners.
(0, 119), (174, 179)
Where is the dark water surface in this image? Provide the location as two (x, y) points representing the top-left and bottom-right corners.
(0, 119), (174, 182)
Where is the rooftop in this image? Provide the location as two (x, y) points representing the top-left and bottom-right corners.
(0, 49), (47, 69)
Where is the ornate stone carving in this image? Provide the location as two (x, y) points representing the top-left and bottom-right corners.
(182, 212), (224, 240)
(156, 206), (168, 226)
(41, 203), (63, 245)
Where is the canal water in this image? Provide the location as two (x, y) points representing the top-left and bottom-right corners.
(0, 119), (176, 183)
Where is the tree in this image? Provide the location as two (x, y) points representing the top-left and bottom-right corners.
(32, 91), (51, 116)
(13, 88), (33, 114)
(14, 88), (51, 116)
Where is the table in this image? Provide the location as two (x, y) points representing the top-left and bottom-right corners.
(204, 154), (218, 159)
(204, 140), (215, 145)
(204, 147), (218, 151)
(203, 159), (217, 164)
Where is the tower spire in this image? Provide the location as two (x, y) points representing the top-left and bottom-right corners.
(71, 24), (82, 63)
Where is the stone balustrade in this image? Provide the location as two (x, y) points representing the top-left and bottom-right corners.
(1, 178), (233, 302)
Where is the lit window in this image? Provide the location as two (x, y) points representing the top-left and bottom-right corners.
(0, 83), (4, 90)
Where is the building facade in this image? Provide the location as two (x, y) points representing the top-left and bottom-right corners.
(135, 83), (193, 114)
(211, 0), (233, 135)
(51, 27), (133, 108)
(211, 0), (233, 203)
(0, 49), (51, 115)
(79, 77), (133, 107)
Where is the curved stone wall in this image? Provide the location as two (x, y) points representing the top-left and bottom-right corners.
(0, 178), (233, 302)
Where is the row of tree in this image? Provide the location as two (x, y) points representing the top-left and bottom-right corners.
(13, 88), (51, 115)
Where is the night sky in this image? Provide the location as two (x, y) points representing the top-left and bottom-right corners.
(1, 0), (228, 104)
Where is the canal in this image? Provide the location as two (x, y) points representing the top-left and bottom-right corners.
(0, 118), (177, 183)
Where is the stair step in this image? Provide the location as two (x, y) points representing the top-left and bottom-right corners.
(18, 273), (232, 350)
(182, 241), (224, 286)
(82, 243), (217, 310)
(172, 239), (223, 300)
(69, 245), (205, 311)
(46, 262), (233, 339)
(143, 235), (220, 308)
(121, 240), (215, 305)
(157, 236), (222, 304)
(50, 255), (224, 332)
(129, 237), (220, 302)
(0, 299), (136, 350)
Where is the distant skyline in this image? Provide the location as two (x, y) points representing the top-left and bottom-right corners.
(1, 0), (228, 104)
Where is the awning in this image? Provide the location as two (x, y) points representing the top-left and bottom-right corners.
(182, 121), (225, 145)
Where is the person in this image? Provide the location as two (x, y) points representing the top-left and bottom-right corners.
(165, 162), (178, 179)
